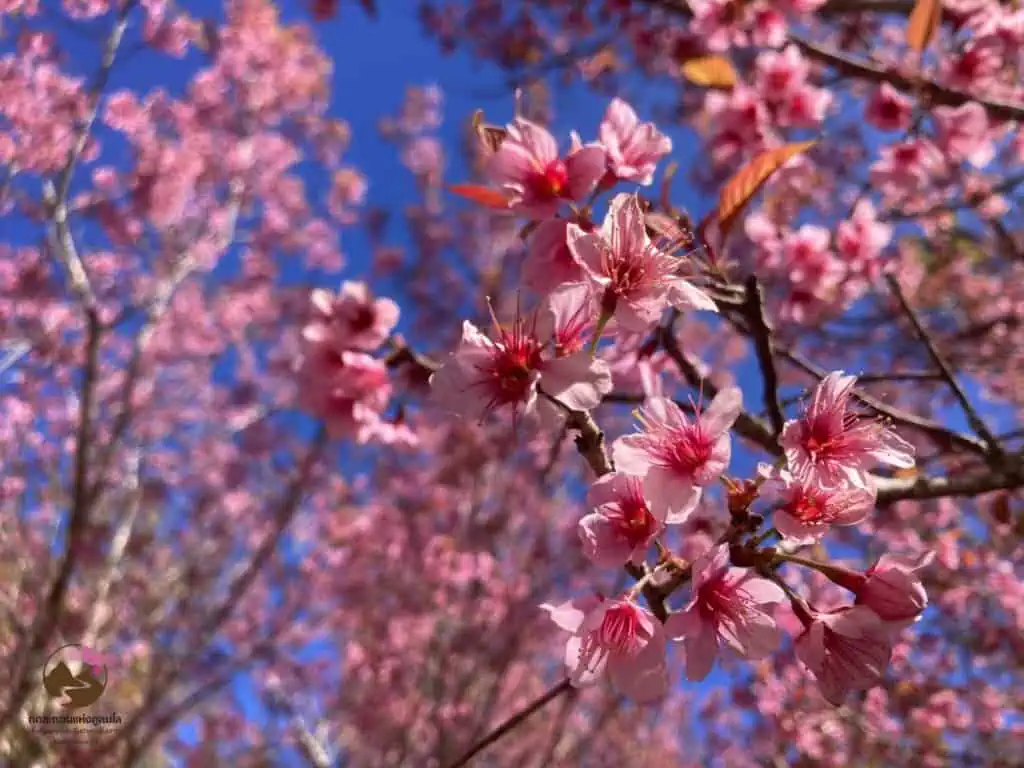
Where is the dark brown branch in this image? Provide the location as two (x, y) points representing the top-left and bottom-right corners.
(742, 275), (785, 437)
(790, 36), (1024, 122)
(876, 465), (1023, 503)
(445, 679), (574, 768)
(885, 275), (1004, 458)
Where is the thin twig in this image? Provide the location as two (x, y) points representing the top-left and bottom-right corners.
(885, 275), (1004, 458)
(445, 679), (574, 768)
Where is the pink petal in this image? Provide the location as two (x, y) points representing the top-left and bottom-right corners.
(565, 144), (608, 200)
(644, 466), (701, 523)
(684, 623), (719, 682)
(541, 353), (611, 411)
(565, 635), (606, 687)
(702, 387), (743, 434)
(611, 436), (653, 476)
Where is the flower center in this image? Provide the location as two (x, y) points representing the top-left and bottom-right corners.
(530, 160), (569, 200)
(615, 496), (657, 548)
(597, 604), (645, 655)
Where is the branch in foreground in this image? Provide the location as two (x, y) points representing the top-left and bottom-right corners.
(741, 275), (785, 437)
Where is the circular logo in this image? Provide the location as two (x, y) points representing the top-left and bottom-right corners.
(42, 644), (109, 709)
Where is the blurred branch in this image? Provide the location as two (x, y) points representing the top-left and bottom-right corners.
(790, 36), (1024, 122)
(885, 275), (1004, 458)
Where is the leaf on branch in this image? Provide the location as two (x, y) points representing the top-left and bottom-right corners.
(680, 55), (738, 90)
(471, 109), (507, 153)
(716, 141), (816, 238)
(448, 184), (510, 209)
(906, 0), (941, 52)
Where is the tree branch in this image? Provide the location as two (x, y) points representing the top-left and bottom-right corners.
(741, 275), (785, 437)
(790, 36), (1024, 122)
(885, 275), (1004, 458)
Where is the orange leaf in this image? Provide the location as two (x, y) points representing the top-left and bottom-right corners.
(448, 184), (509, 209)
(680, 55), (738, 90)
(906, 0), (941, 52)
(717, 141), (816, 237)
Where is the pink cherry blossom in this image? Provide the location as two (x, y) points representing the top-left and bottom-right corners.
(579, 473), (664, 567)
(780, 371), (915, 488)
(542, 595), (669, 703)
(612, 387), (741, 522)
(769, 468), (877, 543)
(566, 192), (716, 332)
(303, 281), (399, 353)
(521, 218), (583, 293)
(865, 83), (914, 132)
(666, 544), (785, 681)
(298, 348), (392, 441)
(429, 309), (611, 424)
(485, 117), (606, 219)
(870, 139), (946, 202)
(933, 103), (994, 169)
(536, 282), (597, 358)
(795, 606), (894, 705)
(856, 551), (934, 628)
(598, 97), (672, 185)
(836, 200), (892, 281)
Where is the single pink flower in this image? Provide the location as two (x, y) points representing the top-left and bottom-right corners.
(612, 387), (741, 522)
(855, 551), (934, 629)
(769, 468), (877, 543)
(795, 606), (894, 706)
(521, 218), (584, 293)
(598, 97), (672, 186)
(666, 544), (785, 681)
(429, 308), (611, 424)
(865, 83), (914, 132)
(486, 117), (606, 220)
(579, 473), (664, 567)
(542, 595), (669, 704)
(303, 282), (400, 352)
(566, 192), (716, 332)
(933, 102), (994, 168)
(298, 349), (392, 440)
(780, 371), (915, 488)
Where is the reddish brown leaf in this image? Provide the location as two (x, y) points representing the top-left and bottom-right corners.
(448, 184), (510, 209)
(906, 0), (941, 52)
(680, 55), (738, 90)
(717, 141), (816, 238)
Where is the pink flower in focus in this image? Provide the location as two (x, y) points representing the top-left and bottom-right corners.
(865, 84), (914, 132)
(304, 282), (399, 352)
(566, 192), (716, 332)
(486, 117), (606, 219)
(933, 103), (994, 168)
(542, 595), (669, 703)
(612, 387), (741, 522)
(599, 97), (672, 185)
(536, 282), (597, 357)
(856, 551), (934, 628)
(795, 606), (894, 705)
(666, 544), (785, 681)
(580, 473), (664, 567)
(780, 372), (915, 488)
(769, 468), (877, 543)
(429, 308), (612, 424)
(521, 219), (583, 293)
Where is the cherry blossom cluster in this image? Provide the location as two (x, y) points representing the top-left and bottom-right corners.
(427, 99), (933, 708)
(297, 281), (418, 445)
